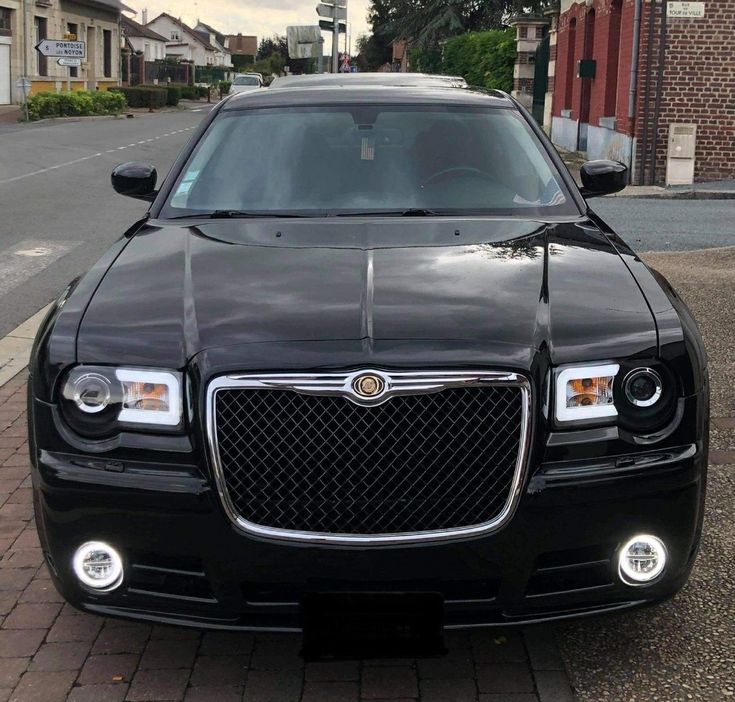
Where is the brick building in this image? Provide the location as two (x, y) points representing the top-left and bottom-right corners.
(549, 0), (735, 185)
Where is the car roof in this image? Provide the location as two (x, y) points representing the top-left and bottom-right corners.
(269, 72), (468, 90)
(223, 84), (514, 110)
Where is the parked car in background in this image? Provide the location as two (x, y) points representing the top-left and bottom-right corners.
(269, 72), (468, 90)
(229, 73), (263, 95)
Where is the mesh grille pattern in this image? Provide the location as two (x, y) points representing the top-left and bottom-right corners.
(214, 386), (523, 535)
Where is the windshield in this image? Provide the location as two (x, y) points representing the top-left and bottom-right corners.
(163, 104), (576, 218)
(233, 75), (260, 86)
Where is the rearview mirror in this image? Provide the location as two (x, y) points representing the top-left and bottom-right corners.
(579, 160), (628, 198)
(111, 162), (157, 202)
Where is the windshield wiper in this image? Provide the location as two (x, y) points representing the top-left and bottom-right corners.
(335, 208), (444, 217)
(168, 210), (315, 220)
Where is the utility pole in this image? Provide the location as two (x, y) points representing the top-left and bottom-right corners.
(317, 0), (347, 73)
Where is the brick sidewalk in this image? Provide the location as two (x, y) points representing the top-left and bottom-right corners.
(0, 371), (574, 702)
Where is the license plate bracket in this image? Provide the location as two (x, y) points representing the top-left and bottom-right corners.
(302, 592), (445, 660)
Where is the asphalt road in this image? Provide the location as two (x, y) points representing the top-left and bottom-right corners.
(590, 196), (735, 251)
(0, 107), (212, 337)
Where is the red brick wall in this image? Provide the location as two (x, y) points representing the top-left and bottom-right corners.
(635, 0), (735, 184)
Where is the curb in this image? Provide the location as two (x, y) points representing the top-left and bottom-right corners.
(612, 189), (735, 200)
(0, 304), (51, 388)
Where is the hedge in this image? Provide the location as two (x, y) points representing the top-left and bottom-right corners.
(140, 83), (181, 106)
(25, 89), (126, 121)
(441, 28), (516, 93)
(110, 86), (168, 109)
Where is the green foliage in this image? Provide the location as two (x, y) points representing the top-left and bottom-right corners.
(141, 83), (181, 106)
(25, 89), (126, 121)
(232, 54), (255, 71)
(109, 86), (167, 109)
(409, 47), (443, 74)
(219, 81), (232, 96)
(178, 84), (207, 100)
(442, 28), (516, 92)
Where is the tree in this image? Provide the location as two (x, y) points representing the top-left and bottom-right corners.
(257, 36), (288, 61)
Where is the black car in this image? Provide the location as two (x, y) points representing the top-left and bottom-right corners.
(28, 85), (708, 634)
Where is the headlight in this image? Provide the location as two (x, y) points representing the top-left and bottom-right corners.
(61, 366), (182, 438)
(555, 363), (619, 423)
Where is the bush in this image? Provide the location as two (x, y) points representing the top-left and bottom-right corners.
(25, 89), (126, 121)
(140, 83), (181, 106)
(178, 84), (202, 100)
(110, 86), (168, 109)
(218, 81), (232, 96)
(441, 28), (516, 93)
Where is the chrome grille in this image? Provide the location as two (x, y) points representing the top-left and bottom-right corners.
(207, 371), (530, 545)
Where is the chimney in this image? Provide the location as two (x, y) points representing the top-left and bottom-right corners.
(142, 8), (148, 24)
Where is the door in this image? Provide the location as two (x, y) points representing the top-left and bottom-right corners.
(0, 43), (9, 105)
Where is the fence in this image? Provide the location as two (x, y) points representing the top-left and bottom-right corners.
(121, 54), (194, 86)
(194, 65), (234, 84)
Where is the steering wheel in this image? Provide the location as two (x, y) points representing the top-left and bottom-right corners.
(421, 166), (496, 188)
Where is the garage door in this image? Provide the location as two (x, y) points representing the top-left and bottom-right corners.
(0, 44), (10, 105)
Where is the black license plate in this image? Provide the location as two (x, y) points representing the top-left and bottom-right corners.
(302, 592), (445, 660)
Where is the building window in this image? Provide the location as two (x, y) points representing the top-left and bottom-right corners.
(519, 26), (528, 39)
(67, 23), (78, 77)
(171, 31), (180, 40)
(536, 26), (547, 39)
(103, 29), (112, 77)
(35, 16), (47, 76)
(0, 7), (11, 34)
(564, 18), (576, 110)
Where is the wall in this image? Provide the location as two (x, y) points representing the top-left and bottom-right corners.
(148, 16), (213, 66)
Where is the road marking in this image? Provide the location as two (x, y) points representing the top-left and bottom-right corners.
(0, 304), (53, 388)
(0, 240), (81, 298)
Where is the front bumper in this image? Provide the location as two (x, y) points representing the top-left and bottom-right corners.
(32, 398), (707, 630)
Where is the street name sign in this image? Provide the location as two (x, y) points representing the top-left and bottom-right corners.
(35, 39), (86, 58)
(15, 77), (31, 91)
(319, 19), (347, 33)
(667, 2), (705, 17)
(57, 57), (82, 67)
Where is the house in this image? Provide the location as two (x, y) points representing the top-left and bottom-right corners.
(225, 33), (257, 59)
(145, 13), (216, 66)
(547, 0), (735, 185)
(121, 15), (166, 61)
(193, 21), (232, 68)
(0, 0), (127, 104)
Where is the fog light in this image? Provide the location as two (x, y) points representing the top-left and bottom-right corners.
(618, 535), (667, 584)
(623, 368), (663, 407)
(72, 542), (123, 591)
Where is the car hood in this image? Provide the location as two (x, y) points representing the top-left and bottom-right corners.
(76, 218), (658, 374)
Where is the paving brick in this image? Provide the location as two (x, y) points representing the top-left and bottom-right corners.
(305, 660), (359, 682)
(0, 569), (35, 593)
(29, 641), (91, 672)
(0, 504), (32, 521)
(476, 663), (535, 695)
(302, 681), (359, 702)
(523, 628), (565, 671)
(46, 614), (103, 643)
(713, 416), (735, 430)
(5, 489), (32, 505)
(250, 634), (302, 671)
(149, 626), (200, 642)
(417, 649), (474, 679)
(2, 602), (61, 629)
(183, 686), (243, 702)
(0, 629), (44, 658)
(361, 666), (418, 699)
(420, 677), (478, 702)
(67, 684), (130, 702)
(126, 668), (191, 701)
(78, 654), (139, 684)
(189, 655), (248, 687)
(139, 639), (198, 670)
(710, 449), (735, 465)
(198, 631), (253, 656)
(534, 669), (575, 702)
(242, 670), (302, 702)
(479, 695), (538, 702)
(472, 631), (528, 663)
(92, 624), (150, 655)
(0, 656), (28, 688)
(18, 579), (63, 604)
(10, 670), (76, 702)
(1, 551), (42, 570)
(10, 533), (39, 551)
(0, 594), (20, 617)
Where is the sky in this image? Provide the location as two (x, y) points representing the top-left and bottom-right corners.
(128, 0), (372, 55)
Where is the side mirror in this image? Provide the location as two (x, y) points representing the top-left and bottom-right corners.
(111, 162), (157, 202)
(579, 160), (628, 198)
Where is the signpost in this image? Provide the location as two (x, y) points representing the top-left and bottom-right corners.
(316, 1), (347, 73)
(15, 78), (31, 122)
(35, 38), (86, 92)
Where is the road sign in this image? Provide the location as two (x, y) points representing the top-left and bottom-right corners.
(317, 3), (347, 20)
(35, 39), (86, 58)
(319, 19), (346, 33)
(57, 57), (81, 67)
(15, 77), (31, 90)
(350, 65), (358, 73)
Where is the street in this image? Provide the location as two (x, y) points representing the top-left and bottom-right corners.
(0, 107), (733, 702)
